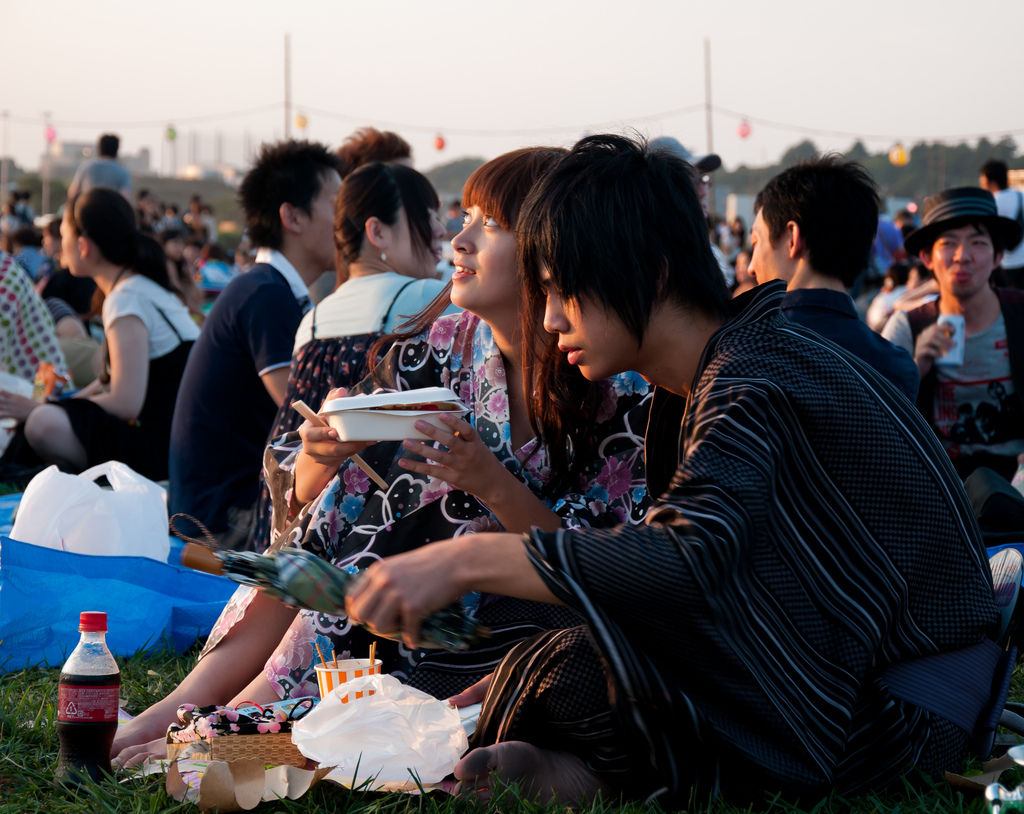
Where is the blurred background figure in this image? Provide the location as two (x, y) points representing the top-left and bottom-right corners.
(865, 260), (912, 332)
(732, 249), (756, 297)
(9, 227), (52, 283)
(157, 229), (203, 320)
(67, 133), (132, 201)
(980, 158), (1024, 288)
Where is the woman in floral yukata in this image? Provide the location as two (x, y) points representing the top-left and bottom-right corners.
(113, 147), (651, 767)
(267, 146), (652, 700)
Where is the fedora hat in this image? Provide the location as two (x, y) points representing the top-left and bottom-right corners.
(903, 186), (1024, 255)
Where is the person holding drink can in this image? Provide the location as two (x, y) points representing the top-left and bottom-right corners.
(883, 186), (1024, 480)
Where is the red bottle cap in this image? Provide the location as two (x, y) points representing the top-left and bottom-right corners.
(79, 612), (107, 632)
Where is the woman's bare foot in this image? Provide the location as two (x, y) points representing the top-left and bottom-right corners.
(454, 741), (609, 804)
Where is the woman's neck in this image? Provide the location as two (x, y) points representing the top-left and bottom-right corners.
(346, 255), (392, 280)
(92, 261), (133, 296)
(485, 315), (521, 374)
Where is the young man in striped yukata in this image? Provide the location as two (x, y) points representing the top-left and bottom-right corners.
(345, 135), (1002, 807)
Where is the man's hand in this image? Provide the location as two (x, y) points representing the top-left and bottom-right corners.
(345, 537), (467, 649)
(913, 321), (956, 378)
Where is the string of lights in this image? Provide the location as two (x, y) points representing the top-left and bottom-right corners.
(4, 102), (1021, 145)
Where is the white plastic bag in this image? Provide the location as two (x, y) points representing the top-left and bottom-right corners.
(10, 461), (170, 561)
(291, 673), (468, 790)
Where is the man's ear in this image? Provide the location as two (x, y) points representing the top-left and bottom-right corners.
(279, 201), (305, 236)
(786, 221), (804, 260)
(919, 248), (934, 271)
(995, 250), (1005, 269)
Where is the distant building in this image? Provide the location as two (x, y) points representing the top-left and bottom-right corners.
(176, 162), (241, 185)
(39, 140), (150, 180)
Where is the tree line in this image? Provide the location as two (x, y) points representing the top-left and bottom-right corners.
(716, 137), (1023, 200)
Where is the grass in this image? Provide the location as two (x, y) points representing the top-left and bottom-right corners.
(1, 643), (1020, 814)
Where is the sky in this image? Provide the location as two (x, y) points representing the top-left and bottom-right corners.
(4, 0), (1023, 177)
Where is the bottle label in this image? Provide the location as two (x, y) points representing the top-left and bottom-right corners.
(58, 685), (119, 722)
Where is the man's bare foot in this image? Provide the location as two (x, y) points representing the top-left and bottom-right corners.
(454, 741), (610, 804)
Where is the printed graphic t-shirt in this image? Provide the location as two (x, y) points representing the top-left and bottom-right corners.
(933, 312), (1024, 460)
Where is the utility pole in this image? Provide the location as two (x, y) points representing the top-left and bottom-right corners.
(41, 112), (51, 215)
(704, 37), (715, 215)
(0, 112), (8, 206)
(284, 34), (292, 140)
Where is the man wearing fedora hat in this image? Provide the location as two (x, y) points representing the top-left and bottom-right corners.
(882, 186), (1024, 481)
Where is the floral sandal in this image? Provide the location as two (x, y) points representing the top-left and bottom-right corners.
(167, 696), (318, 744)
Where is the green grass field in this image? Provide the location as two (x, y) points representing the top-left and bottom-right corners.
(1, 642), (1018, 813)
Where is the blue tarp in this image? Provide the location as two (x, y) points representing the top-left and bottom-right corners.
(0, 535), (236, 672)
(0, 493), (21, 538)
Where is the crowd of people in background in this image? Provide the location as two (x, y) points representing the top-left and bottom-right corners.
(1, 125), (1024, 807)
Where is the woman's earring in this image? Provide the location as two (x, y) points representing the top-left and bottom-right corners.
(381, 252), (387, 262)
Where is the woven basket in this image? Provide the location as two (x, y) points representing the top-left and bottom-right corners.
(166, 733), (308, 768)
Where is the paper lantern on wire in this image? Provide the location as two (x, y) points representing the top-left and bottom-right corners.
(737, 119), (752, 139)
(295, 113), (308, 130)
(434, 134), (446, 151)
(166, 126), (177, 142)
(44, 126), (56, 143)
(889, 143), (909, 167)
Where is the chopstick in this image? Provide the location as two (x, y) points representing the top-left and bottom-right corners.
(291, 399), (389, 492)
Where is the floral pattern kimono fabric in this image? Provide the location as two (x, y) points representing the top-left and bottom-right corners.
(201, 310), (651, 701)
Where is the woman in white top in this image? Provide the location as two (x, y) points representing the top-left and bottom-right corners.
(20, 188), (199, 480)
(250, 162), (447, 550)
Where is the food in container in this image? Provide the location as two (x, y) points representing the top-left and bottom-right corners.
(319, 387), (465, 441)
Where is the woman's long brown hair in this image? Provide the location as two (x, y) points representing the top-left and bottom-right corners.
(368, 147), (600, 496)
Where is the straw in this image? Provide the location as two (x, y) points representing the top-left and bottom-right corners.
(314, 643), (327, 667)
(291, 399), (389, 491)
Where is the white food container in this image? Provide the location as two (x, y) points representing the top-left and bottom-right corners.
(320, 387), (465, 441)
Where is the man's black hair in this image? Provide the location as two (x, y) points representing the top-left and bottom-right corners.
(754, 155), (880, 288)
(98, 133), (119, 158)
(11, 226), (42, 248)
(237, 140), (343, 250)
(518, 133), (730, 346)
(980, 159), (1009, 190)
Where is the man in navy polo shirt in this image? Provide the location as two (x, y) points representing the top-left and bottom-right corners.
(748, 155), (919, 401)
(169, 140), (342, 547)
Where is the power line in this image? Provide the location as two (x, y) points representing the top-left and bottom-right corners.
(296, 103), (708, 137)
(711, 105), (1024, 144)
(5, 101), (1023, 145)
(6, 103), (282, 129)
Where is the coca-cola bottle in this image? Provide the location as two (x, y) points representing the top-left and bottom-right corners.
(55, 611), (121, 787)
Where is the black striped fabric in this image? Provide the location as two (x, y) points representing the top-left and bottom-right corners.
(513, 281), (998, 803)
